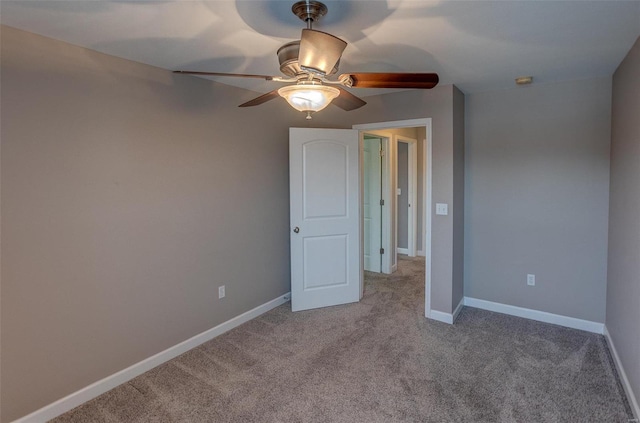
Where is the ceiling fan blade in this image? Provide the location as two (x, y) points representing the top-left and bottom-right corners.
(299, 29), (347, 75)
(340, 73), (439, 89)
(332, 87), (367, 111)
(174, 70), (276, 81)
(238, 89), (281, 108)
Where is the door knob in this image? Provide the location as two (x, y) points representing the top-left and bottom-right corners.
(293, 227), (300, 233)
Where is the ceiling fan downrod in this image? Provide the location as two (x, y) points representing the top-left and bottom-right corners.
(291, 0), (328, 29)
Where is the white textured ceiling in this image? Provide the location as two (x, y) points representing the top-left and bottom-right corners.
(1, 0), (639, 97)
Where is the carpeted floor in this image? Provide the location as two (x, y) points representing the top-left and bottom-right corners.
(53, 256), (633, 422)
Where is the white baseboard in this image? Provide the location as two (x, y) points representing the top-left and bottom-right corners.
(428, 297), (464, 325)
(13, 292), (291, 423)
(604, 326), (640, 419)
(463, 297), (604, 334)
(417, 250), (425, 257)
(396, 248), (409, 255)
(429, 309), (454, 324)
(452, 297), (464, 322)
(391, 263), (398, 272)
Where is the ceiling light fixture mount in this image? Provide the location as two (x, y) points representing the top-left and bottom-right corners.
(291, 0), (328, 28)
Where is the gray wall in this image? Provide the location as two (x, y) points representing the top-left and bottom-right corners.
(1, 26), (463, 421)
(452, 87), (465, 311)
(397, 142), (409, 249)
(464, 77), (612, 322)
(0, 26), (298, 422)
(607, 36), (640, 411)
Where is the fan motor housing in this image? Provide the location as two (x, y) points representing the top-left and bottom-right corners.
(277, 40), (339, 77)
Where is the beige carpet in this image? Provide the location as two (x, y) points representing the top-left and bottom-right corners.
(53, 256), (632, 422)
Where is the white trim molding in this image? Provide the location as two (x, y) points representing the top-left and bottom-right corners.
(604, 326), (640, 419)
(417, 250), (426, 257)
(13, 293), (291, 423)
(463, 297), (605, 334)
(424, 125), (433, 320)
(429, 309), (455, 325)
(453, 297), (465, 322)
(396, 247), (409, 255)
(353, 118), (434, 131)
(428, 297), (464, 325)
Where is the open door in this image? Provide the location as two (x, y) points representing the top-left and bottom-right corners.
(363, 136), (382, 272)
(290, 128), (361, 312)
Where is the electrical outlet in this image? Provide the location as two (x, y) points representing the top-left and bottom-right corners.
(218, 285), (226, 299)
(527, 274), (535, 286)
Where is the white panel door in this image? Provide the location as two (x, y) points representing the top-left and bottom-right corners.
(363, 137), (382, 272)
(290, 128), (360, 312)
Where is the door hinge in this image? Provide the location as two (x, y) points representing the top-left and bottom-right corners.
(379, 149), (384, 157)
(380, 248), (385, 254)
(380, 199), (384, 206)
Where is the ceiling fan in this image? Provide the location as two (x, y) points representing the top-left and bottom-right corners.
(174, 0), (439, 119)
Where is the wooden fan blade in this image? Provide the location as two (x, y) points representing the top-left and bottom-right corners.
(299, 29), (347, 75)
(174, 70), (275, 80)
(340, 73), (439, 89)
(238, 89), (281, 107)
(332, 87), (367, 111)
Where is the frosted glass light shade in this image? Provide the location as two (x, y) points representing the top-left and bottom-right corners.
(277, 84), (340, 112)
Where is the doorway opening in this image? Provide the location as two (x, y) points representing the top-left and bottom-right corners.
(355, 119), (433, 318)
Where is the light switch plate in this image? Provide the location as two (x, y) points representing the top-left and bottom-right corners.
(435, 203), (448, 215)
(397, 188), (402, 195)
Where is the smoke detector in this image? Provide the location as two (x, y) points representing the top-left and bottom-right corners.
(515, 76), (533, 85)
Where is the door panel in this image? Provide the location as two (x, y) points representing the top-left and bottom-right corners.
(303, 142), (348, 219)
(303, 235), (348, 289)
(290, 128), (360, 312)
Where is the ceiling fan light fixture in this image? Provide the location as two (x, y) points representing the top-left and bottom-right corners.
(277, 83), (340, 114)
(175, 1), (438, 116)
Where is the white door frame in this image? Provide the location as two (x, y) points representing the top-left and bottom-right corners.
(353, 119), (433, 319)
(395, 136), (418, 258)
(380, 136), (392, 274)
